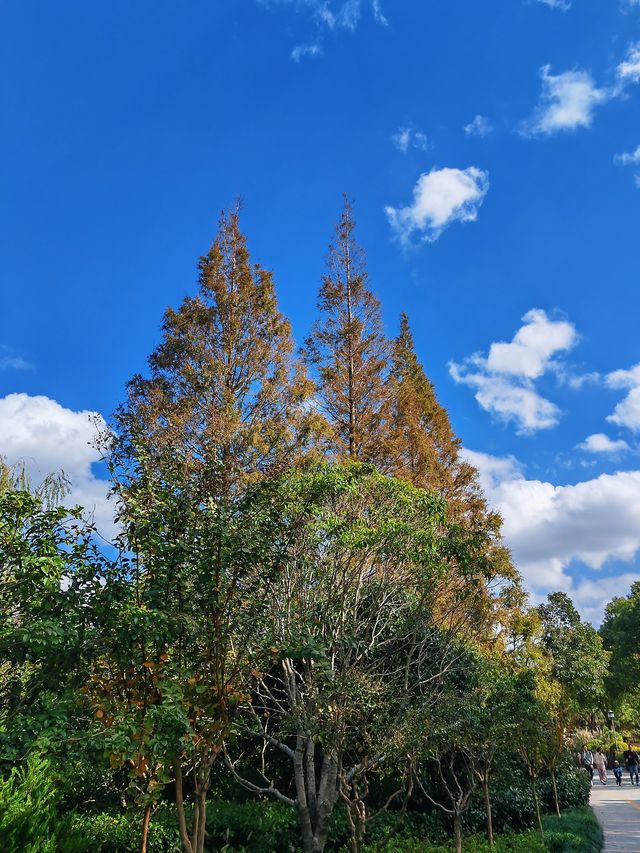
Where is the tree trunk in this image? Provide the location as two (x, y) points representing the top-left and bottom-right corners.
(551, 768), (561, 818)
(195, 790), (207, 853)
(531, 776), (544, 837)
(453, 813), (463, 853)
(482, 775), (493, 846)
(140, 803), (151, 853)
(173, 760), (194, 853)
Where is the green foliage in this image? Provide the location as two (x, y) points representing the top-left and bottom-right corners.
(204, 799), (300, 852)
(585, 731), (627, 754)
(538, 768), (590, 813)
(537, 593), (609, 719)
(542, 807), (603, 853)
(0, 755), (81, 853)
(601, 582), (640, 722)
(0, 490), (100, 762)
(67, 806), (180, 853)
(360, 830), (547, 852)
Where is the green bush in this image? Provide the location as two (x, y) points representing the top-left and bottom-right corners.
(541, 807), (603, 853)
(539, 770), (591, 813)
(204, 799), (299, 852)
(361, 830), (546, 852)
(67, 806), (180, 853)
(0, 755), (82, 853)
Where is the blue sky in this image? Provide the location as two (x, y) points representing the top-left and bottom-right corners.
(2, 0), (640, 621)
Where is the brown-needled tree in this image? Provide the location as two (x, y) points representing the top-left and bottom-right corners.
(107, 207), (312, 853)
(302, 196), (389, 465)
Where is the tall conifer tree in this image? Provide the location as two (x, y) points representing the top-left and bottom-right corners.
(116, 206), (310, 495)
(386, 312), (489, 521)
(109, 208), (311, 853)
(303, 196), (389, 463)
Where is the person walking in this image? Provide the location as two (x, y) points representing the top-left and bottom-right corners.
(582, 748), (595, 785)
(614, 760), (624, 786)
(626, 747), (640, 785)
(594, 749), (608, 784)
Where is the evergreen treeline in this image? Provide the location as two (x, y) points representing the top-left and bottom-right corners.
(0, 200), (633, 853)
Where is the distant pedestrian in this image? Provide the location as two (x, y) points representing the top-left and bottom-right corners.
(626, 747), (640, 785)
(614, 761), (623, 786)
(582, 748), (594, 784)
(594, 749), (608, 784)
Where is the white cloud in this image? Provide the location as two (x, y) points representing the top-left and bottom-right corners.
(578, 433), (630, 455)
(392, 126), (428, 152)
(535, 0), (571, 10)
(463, 447), (640, 622)
(0, 346), (33, 371)
(291, 42), (322, 61)
(486, 308), (577, 379)
(464, 114), (493, 137)
(617, 42), (640, 85)
(450, 309), (576, 433)
(385, 166), (489, 245)
(605, 364), (640, 431)
(451, 366), (561, 432)
(0, 393), (114, 539)
(259, 0), (387, 56)
(522, 65), (609, 136)
(614, 145), (640, 187)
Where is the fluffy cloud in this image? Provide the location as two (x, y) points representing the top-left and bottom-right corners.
(522, 65), (609, 135)
(617, 42), (640, 85)
(464, 115), (493, 137)
(385, 166), (489, 245)
(605, 364), (640, 431)
(450, 309), (576, 433)
(463, 448), (640, 622)
(0, 393), (115, 539)
(392, 126), (428, 152)
(486, 309), (576, 379)
(578, 433), (630, 455)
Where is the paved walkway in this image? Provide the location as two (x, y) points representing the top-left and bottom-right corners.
(591, 772), (640, 851)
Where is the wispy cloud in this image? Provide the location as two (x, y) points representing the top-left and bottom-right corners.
(615, 145), (640, 166)
(0, 346), (33, 372)
(606, 364), (640, 431)
(464, 114), (493, 137)
(392, 126), (428, 152)
(291, 42), (322, 61)
(521, 65), (609, 136)
(385, 166), (489, 245)
(259, 0), (387, 58)
(534, 0), (572, 10)
(614, 144), (640, 187)
(521, 42), (640, 137)
(616, 41), (640, 85)
(449, 309), (577, 433)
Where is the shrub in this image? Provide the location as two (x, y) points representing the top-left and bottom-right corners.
(539, 769), (591, 813)
(542, 807), (603, 853)
(0, 755), (81, 853)
(360, 830), (546, 852)
(204, 799), (299, 852)
(66, 806), (180, 853)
